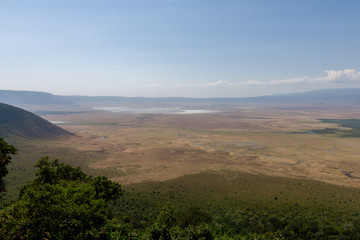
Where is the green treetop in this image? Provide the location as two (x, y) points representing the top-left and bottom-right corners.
(0, 137), (17, 192)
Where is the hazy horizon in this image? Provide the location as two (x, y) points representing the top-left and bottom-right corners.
(2, 87), (360, 100)
(1, 1), (360, 98)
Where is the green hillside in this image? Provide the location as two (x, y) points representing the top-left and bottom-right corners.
(0, 103), (72, 139)
(116, 170), (360, 239)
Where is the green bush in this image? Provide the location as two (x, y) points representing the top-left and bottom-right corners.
(0, 157), (122, 240)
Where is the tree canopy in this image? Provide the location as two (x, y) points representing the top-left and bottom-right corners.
(0, 137), (17, 192)
(0, 157), (122, 240)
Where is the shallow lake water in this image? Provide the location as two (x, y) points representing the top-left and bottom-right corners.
(92, 107), (219, 114)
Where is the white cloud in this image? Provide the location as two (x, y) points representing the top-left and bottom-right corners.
(264, 69), (360, 85)
(269, 77), (308, 85)
(178, 80), (229, 87)
(174, 69), (360, 88)
(244, 80), (264, 85)
(319, 69), (360, 83)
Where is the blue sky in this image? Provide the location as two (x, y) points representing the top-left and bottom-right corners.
(1, 0), (360, 97)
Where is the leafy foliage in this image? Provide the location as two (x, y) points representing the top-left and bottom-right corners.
(0, 157), (122, 240)
(0, 137), (17, 192)
(34, 156), (88, 184)
(145, 203), (214, 240)
(113, 171), (360, 239)
(181, 206), (212, 227)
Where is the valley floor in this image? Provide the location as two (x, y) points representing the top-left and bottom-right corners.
(35, 105), (360, 188)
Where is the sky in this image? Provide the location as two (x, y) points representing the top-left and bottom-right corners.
(1, 0), (360, 98)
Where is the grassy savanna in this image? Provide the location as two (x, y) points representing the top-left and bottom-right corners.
(3, 105), (360, 192)
(29, 106), (360, 188)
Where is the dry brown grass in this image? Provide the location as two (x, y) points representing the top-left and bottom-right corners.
(40, 106), (360, 187)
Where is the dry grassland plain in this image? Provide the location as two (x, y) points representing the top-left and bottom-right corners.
(34, 104), (360, 188)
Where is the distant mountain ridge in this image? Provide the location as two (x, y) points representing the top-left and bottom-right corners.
(0, 103), (72, 139)
(239, 88), (360, 104)
(0, 90), (74, 107)
(0, 88), (359, 108)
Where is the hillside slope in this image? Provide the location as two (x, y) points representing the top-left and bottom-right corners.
(0, 90), (74, 107)
(0, 103), (72, 139)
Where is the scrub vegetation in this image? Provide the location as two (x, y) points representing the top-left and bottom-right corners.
(314, 119), (360, 137)
(2, 138), (360, 239)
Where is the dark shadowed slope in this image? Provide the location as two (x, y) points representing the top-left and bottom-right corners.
(0, 103), (72, 139)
